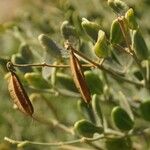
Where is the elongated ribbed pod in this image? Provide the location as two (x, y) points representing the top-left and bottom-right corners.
(70, 51), (91, 103)
(8, 72), (34, 116)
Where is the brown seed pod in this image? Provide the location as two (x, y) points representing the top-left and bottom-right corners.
(70, 50), (91, 103)
(7, 71), (34, 116)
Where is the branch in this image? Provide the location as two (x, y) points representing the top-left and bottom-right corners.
(117, 16), (148, 86)
(4, 135), (105, 147)
(70, 47), (144, 87)
(12, 63), (93, 68)
(4, 128), (127, 148)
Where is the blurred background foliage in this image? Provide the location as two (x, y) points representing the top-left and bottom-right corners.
(0, 0), (150, 149)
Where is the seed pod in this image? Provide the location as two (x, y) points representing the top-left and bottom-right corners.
(140, 100), (150, 121)
(93, 30), (110, 58)
(7, 71), (34, 116)
(81, 18), (101, 42)
(24, 72), (51, 89)
(38, 34), (62, 59)
(74, 119), (103, 138)
(84, 71), (103, 94)
(132, 30), (149, 60)
(108, 0), (128, 14)
(111, 106), (134, 131)
(125, 8), (138, 30)
(110, 19), (124, 44)
(70, 51), (91, 103)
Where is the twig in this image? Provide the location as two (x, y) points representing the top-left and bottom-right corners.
(117, 16), (148, 86)
(113, 44), (133, 55)
(4, 129), (127, 148)
(11, 47), (143, 87)
(12, 63), (93, 68)
(4, 135), (105, 147)
(70, 46), (143, 87)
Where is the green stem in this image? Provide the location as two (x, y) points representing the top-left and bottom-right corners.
(12, 63), (93, 68)
(117, 16), (148, 86)
(4, 129), (127, 148)
(70, 47), (143, 87)
(4, 135), (105, 147)
(11, 49), (143, 87)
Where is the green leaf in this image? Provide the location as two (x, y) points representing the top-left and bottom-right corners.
(106, 137), (132, 150)
(108, 0), (128, 14)
(84, 70), (103, 94)
(72, 11), (83, 35)
(132, 29), (149, 60)
(111, 106), (134, 131)
(92, 94), (103, 126)
(38, 34), (62, 60)
(19, 43), (33, 62)
(74, 119), (103, 138)
(42, 51), (53, 80)
(93, 30), (110, 58)
(110, 19), (124, 44)
(77, 100), (96, 123)
(56, 72), (78, 92)
(11, 54), (33, 73)
(140, 100), (150, 121)
(81, 18), (101, 42)
(110, 46), (133, 73)
(118, 91), (134, 121)
(61, 21), (78, 40)
(24, 72), (51, 89)
(125, 8), (138, 30)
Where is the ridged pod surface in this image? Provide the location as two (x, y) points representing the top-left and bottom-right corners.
(70, 51), (91, 103)
(8, 72), (34, 116)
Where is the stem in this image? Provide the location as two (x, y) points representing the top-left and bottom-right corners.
(70, 47), (143, 87)
(12, 63), (93, 68)
(117, 16), (148, 86)
(4, 135), (105, 147)
(113, 44), (132, 55)
(11, 47), (143, 87)
(4, 129), (127, 148)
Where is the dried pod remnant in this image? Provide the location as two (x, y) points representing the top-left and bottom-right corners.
(7, 71), (34, 116)
(70, 50), (91, 103)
